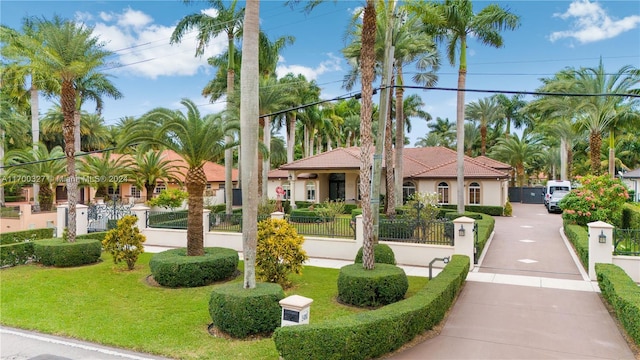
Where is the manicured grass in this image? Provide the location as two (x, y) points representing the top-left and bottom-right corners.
(0, 252), (428, 360)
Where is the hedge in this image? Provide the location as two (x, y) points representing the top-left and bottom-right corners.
(563, 223), (589, 269)
(596, 263), (640, 346)
(149, 247), (239, 287)
(621, 203), (640, 229)
(0, 228), (54, 245)
(337, 264), (408, 307)
(439, 204), (504, 216)
(0, 242), (34, 267)
(77, 231), (109, 242)
(34, 238), (102, 267)
(475, 214), (495, 262)
(273, 255), (470, 360)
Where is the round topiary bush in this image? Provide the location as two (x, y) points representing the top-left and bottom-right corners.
(149, 247), (238, 288)
(354, 244), (396, 265)
(337, 263), (408, 307)
(33, 238), (102, 267)
(209, 282), (284, 338)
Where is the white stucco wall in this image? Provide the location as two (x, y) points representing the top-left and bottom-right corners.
(612, 256), (640, 283)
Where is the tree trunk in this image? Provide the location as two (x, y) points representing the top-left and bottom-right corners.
(31, 84), (40, 207)
(394, 66), (405, 208)
(589, 131), (602, 175)
(240, 0), (260, 289)
(225, 33), (236, 215)
(185, 166), (206, 256)
(39, 183), (53, 211)
(74, 110), (81, 152)
(61, 79), (77, 242)
(262, 116), (271, 202)
(480, 124), (487, 156)
(145, 183), (155, 202)
(385, 81), (395, 217)
(608, 132), (615, 178)
(360, 0), (377, 270)
(455, 36), (468, 214)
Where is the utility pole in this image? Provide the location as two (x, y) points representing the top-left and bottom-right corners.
(371, 0), (396, 245)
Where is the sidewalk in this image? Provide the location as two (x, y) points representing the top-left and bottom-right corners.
(390, 203), (635, 360)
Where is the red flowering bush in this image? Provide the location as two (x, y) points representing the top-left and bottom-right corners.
(560, 175), (629, 226)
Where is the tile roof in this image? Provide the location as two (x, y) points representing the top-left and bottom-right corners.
(271, 146), (509, 179)
(622, 168), (640, 178)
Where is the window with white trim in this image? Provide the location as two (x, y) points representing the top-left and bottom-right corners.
(437, 182), (449, 204)
(282, 182), (291, 200)
(155, 182), (166, 194)
(403, 181), (416, 203)
(130, 185), (141, 199)
(469, 182), (481, 205)
(306, 181), (316, 201)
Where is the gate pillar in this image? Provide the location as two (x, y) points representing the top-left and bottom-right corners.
(453, 216), (476, 270)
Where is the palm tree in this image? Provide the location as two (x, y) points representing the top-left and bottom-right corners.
(78, 152), (129, 201)
(239, 0), (260, 288)
(465, 97), (503, 156)
(4, 143), (66, 211)
(123, 149), (184, 202)
(463, 122), (480, 156)
(32, 16), (116, 242)
(172, 0), (244, 216)
(408, 0), (520, 213)
(40, 106), (111, 151)
(0, 94), (30, 205)
(427, 117), (455, 148)
(493, 94), (527, 137)
(490, 133), (543, 187)
(121, 99), (227, 256)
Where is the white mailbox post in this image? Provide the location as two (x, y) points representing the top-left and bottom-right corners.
(279, 295), (313, 327)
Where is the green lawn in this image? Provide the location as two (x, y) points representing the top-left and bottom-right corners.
(0, 252), (428, 360)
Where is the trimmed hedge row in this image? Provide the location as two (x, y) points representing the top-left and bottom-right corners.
(440, 204), (504, 216)
(34, 238), (102, 267)
(149, 247), (239, 287)
(0, 228), (54, 245)
(77, 232), (109, 242)
(273, 255), (470, 360)
(475, 213), (495, 260)
(596, 263), (640, 346)
(0, 242), (34, 267)
(209, 282), (284, 338)
(563, 223), (589, 269)
(337, 264), (408, 307)
(621, 203), (640, 229)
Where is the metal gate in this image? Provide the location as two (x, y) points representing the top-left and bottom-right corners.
(508, 187), (545, 204)
(87, 201), (132, 232)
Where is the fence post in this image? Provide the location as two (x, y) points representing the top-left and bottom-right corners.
(56, 204), (68, 237)
(355, 215), (364, 248)
(76, 204), (89, 235)
(587, 220), (614, 281)
(131, 204), (150, 230)
(203, 209), (211, 232)
(271, 211), (285, 220)
(453, 216), (475, 270)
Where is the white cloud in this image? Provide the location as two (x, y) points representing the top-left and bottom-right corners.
(201, 8), (219, 18)
(86, 8), (226, 79)
(549, 0), (640, 43)
(276, 53), (343, 81)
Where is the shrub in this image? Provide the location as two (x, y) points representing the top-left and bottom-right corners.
(256, 218), (308, 288)
(563, 222), (588, 269)
(34, 238), (101, 267)
(315, 199), (346, 218)
(379, 219), (415, 239)
(209, 282), (284, 338)
(621, 203), (640, 229)
(596, 263), (640, 346)
(504, 200), (513, 216)
(344, 204), (358, 214)
(102, 215), (146, 270)
(0, 242), (34, 267)
(77, 232), (108, 242)
(354, 244), (396, 265)
(440, 212), (483, 220)
(337, 263), (408, 307)
(0, 228), (54, 245)
(289, 209), (327, 223)
(149, 247), (238, 287)
(274, 255), (470, 360)
(402, 192), (440, 223)
(561, 174), (629, 226)
(439, 204), (504, 216)
(147, 188), (187, 210)
(206, 204), (226, 213)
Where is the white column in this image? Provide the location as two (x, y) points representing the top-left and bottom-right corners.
(131, 204), (150, 230)
(587, 221), (614, 281)
(289, 173), (297, 210)
(76, 204), (89, 236)
(453, 216), (476, 270)
(203, 209), (211, 233)
(271, 211), (285, 220)
(355, 214), (364, 248)
(56, 204), (68, 238)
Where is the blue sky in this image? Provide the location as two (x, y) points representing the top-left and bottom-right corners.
(2, 0), (639, 146)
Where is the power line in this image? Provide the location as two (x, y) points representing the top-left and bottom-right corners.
(395, 85), (640, 98)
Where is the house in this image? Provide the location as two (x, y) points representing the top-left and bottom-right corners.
(621, 168), (640, 202)
(53, 150), (238, 204)
(267, 146), (511, 208)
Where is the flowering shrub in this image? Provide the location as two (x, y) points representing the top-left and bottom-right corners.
(560, 175), (629, 226)
(256, 218), (308, 288)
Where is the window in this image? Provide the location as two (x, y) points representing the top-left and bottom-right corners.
(437, 182), (449, 204)
(206, 183), (212, 190)
(306, 181), (316, 201)
(403, 181), (416, 203)
(356, 176), (361, 201)
(469, 182), (480, 205)
(282, 182), (291, 200)
(130, 185), (141, 199)
(155, 182), (166, 194)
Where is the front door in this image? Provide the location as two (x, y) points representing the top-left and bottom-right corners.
(329, 173), (345, 201)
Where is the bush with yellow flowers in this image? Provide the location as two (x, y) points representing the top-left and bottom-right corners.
(102, 215), (146, 270)
(256, 218), (308, 288)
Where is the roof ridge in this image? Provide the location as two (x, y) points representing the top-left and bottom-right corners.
(279, 146), (357, 168)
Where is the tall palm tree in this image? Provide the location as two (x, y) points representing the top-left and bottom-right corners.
(121, 99), (226, 256)
(239, 0), (260, 288)
(427, 117), (455, 148)
(32, 16), (116, 242)
(78, 151), (129, 201)
(0, 94), (30, 205)
(4, 143), (66, 211)
(493, 93), (527, 137)
(490, 133), (543, 187)
(123, 149), (184, 202)
(40, 106), (111, 151)
(408, 0), (520, 213)
(465, 96), (503, 156)
(172, 0), (244, 216)
(463, 122), (480, 156)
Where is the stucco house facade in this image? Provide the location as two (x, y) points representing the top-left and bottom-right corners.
(621, 168), (640, 202)
(267, 146), (511, 208)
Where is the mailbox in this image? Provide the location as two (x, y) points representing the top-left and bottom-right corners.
(279, 295), (313, 327)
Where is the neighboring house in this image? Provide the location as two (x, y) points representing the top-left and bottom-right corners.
(267, 146), (511, 208)
(621, 168), (640, 202)
(54, 150), (238, 204)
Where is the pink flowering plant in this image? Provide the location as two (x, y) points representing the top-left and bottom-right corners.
(560, 175), (629, 226)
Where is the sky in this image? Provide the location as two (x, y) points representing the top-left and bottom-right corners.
(1, 0), (639, 146)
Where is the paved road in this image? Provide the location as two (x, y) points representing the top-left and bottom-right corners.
(0, 327), (171, 360)
(391, 203), (635, 360)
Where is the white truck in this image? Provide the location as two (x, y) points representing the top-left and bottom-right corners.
(544, 180), (571, 206)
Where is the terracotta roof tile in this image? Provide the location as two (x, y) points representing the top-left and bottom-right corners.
(279, 147), (362, 170)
